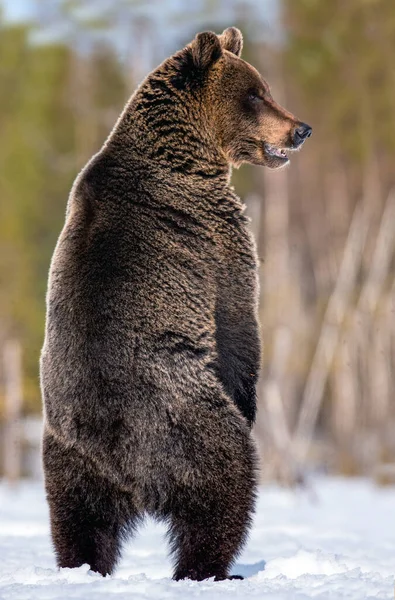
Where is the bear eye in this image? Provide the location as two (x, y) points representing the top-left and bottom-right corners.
(248, 92), (263, 104)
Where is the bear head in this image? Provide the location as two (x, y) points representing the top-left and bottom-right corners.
(174, 27), (312, 169)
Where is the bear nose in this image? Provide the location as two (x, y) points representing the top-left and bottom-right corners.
(294, 123), (312, 146)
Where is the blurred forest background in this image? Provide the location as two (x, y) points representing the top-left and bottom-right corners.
(1, 0), (395, 483)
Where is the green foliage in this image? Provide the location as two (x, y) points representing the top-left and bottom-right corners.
(284, 0), (395, 161)
(0, 21), (128, 412)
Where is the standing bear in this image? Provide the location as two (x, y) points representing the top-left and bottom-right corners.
(41, 27), (311, 582)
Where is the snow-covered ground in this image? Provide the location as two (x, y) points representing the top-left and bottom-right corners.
(0, 478), (394, 599)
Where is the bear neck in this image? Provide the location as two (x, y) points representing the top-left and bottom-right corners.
(108, 60), (231, 186)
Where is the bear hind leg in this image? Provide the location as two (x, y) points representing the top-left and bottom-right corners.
(48, 485), (134, 576)
(167, 457), (256, 582)
(44, 433), (140, 576)
(169, 491), (253, 581)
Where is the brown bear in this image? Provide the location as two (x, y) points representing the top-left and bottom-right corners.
(41, 27), (311, 582)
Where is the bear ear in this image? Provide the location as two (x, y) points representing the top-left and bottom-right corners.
(219, 27), (243, 57)
(191, 31), (223, 70)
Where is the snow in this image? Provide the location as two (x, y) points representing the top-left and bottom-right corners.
(0, 478), (394, 599)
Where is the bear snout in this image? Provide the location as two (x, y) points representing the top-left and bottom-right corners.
(293, 122), (312, 148)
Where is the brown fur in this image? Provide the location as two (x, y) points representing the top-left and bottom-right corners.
(41, 28), (310, 582)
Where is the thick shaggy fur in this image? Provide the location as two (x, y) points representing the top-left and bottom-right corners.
(41, 28), (308, 581)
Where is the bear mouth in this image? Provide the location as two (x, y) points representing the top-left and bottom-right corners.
(264, 143), (289, 163)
